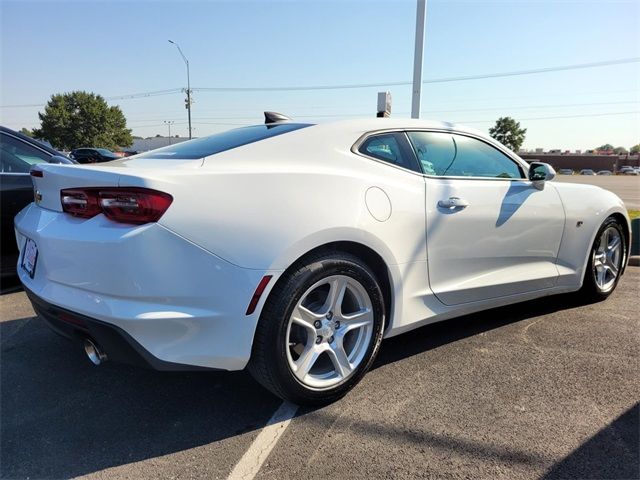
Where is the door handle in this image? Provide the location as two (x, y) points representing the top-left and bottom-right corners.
(437, 196), (470, 209)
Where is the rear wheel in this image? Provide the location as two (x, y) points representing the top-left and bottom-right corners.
(579, 216), (626, 301)
(248, 252), (385, 405)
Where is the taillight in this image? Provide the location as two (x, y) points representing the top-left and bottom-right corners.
(60, 187), (173, 224)
(61, 189), (101, 218)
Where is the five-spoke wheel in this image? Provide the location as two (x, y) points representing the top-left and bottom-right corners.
(592, 226), (622, 292)
(581, 216), (626, 300)
(249, 252), (385, 405)
(287, 275), (374, 389)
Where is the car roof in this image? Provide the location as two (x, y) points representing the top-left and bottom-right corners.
(312, 117), (486, 137)
(0, 125), (66, 157)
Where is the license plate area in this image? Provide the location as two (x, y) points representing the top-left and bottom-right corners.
(21, 238), (38, 278)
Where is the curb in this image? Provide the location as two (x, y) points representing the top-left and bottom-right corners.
(629, 256), (640, 267)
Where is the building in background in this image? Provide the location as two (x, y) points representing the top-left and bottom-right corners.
(520, 153), (639, 171)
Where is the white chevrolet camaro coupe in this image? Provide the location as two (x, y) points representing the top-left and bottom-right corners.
(15, 115), (630, 405)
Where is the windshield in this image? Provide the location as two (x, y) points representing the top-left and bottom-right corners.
(136, 123), (312, 160)
(96, 148), (117, 156)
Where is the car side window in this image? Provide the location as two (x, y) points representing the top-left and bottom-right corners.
(407, 131), (524, 179)
(358, 133), (415, 171)
(452, 135), (523, 179)
(406, 131), (456, 176)
(0, 133), (50, 173)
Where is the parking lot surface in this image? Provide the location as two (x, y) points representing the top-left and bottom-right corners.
(1, 269), (639, 479)
(554, 175), (640, 209)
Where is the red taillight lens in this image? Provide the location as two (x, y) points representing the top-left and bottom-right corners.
(60, 187), (173, 224)
(60, 189), (101, 218)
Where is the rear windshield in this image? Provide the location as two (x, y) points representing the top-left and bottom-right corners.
(136, 123), (312, 160)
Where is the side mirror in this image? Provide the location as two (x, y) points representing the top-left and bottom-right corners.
(528, 162), (556, 189)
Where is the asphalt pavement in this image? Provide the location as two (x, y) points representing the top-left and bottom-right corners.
(1, 268), (638, 479)
(553, 175), (640, 209)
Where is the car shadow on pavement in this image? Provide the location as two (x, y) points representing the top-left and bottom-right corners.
(543, 403), (639, 480)
(0, 276), (23, 296)
(0, 291), (630, 479)
(0, 316), (282, 479)
(374, 292), (587, 370)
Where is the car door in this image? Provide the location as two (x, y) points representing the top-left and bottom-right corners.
(406, 130), (565, 306)
(0, 132), (52, 274)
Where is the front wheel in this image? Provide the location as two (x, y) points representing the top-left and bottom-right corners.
(579, 216), (626, 301)
(248, 252), (385, 405)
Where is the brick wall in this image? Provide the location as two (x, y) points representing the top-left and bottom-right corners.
(520, 154), (639, 171)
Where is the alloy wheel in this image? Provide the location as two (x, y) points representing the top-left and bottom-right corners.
(286, 275), (374, 389)
(593, 226), (622, 292)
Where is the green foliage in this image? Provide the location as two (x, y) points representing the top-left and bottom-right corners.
(32, 91), (132, 150)
(488, 117), (527, 152)
(19, 127), (34, 137)
(612, 146), (628, 154)
(596, 144), (615, 151)
(630, 144), (640, 154)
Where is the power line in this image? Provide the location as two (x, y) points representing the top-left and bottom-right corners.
(2, 57), (638, 108)
(0, 88), (183, 109)
(192, 57), (640, 92)
(105, 88), (182, 101)
(124, 100), (639, 123)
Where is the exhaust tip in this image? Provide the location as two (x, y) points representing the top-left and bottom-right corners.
(83, 338), (107, 365)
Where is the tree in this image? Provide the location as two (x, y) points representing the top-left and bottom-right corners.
(595, 144), (615, 151)
(631, 144), (640, 154)
(19, 127), (34, 137)
(32, 91), (132, 150)
(612, 146), (628, 154)
(489, 117), (527, 151)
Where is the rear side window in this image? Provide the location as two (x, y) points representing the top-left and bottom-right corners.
(136, 123), (312, 159)
(358, 133), (418, 171)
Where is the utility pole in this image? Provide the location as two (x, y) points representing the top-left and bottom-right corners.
(411, 0), (427, 119)
(163, 120), (174, 144)
(168, 40), (192, 139)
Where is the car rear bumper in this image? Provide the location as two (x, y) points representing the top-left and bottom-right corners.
(14, 203), (282, 371)
(25, 286), (216, 370)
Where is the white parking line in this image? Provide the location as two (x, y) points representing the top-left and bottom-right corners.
(227, 401), (299, 480)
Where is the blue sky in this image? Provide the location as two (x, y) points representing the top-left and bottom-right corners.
(1, 0), (638, 150)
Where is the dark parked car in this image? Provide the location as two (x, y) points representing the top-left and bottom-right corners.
(70, 148), (119, 163)
(579, 169), (596, 175)
(0, 126), (76, 278)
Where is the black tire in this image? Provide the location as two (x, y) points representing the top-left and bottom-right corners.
(579, 216), (626, 302)
(248, 251), (385, 406)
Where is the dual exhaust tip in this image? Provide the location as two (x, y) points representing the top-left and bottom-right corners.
(83, 338), (107, 365)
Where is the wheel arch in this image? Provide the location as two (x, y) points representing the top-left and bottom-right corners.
(610, 211), (631, 275)
(265, 240), (394, 334)
(578, 209), (631, 286)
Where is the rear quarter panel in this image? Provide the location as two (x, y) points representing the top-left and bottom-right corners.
(120, 135), (427, 272)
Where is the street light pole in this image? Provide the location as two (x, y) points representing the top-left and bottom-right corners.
(168, 40), (192, 139)
(411, 0), (427, 119)
(163, 120), (174, 144)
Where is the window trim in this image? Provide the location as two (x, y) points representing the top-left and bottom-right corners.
(352, 128), (530, 181)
